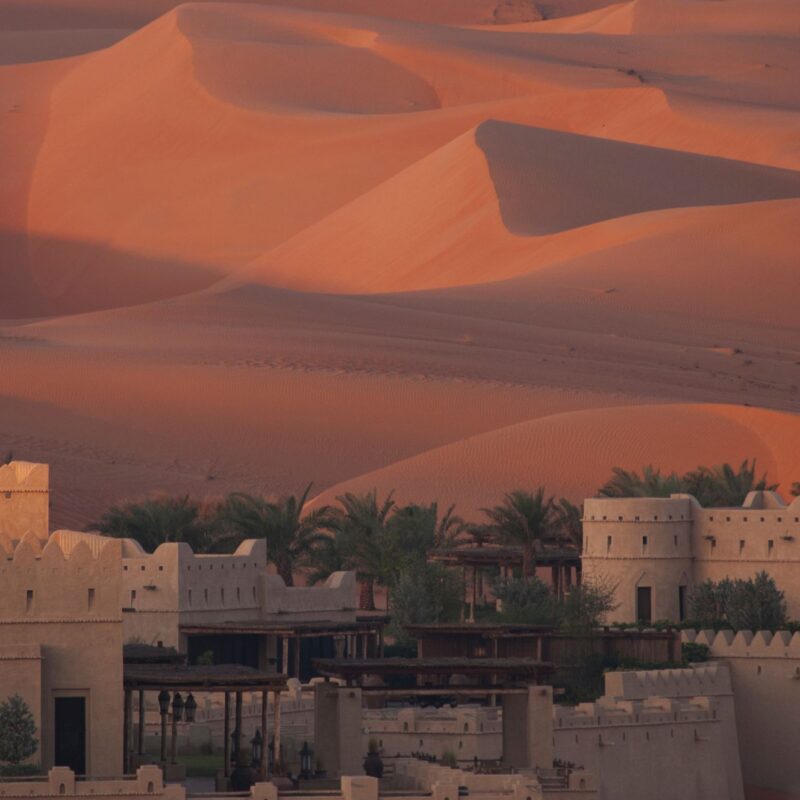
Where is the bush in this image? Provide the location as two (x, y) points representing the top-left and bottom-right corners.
(491, 576), (557, 625)
(0, 695), (38, 766)
(682, 642), (710, 663)
(689, 572), (787, 631)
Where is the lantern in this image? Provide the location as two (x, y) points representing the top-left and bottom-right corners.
(251, 729), (263, 766)
(184, 693), (197, 723)
(300, 741), (313, 779)
(157, 690), (170, 716)
(172, 692), (184, 723)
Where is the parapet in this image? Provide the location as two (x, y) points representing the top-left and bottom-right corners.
(682, 628), (800, 658)
(262, 571), (357, 615)
(604, 662), (733, 700)
(553, 694), (719, 729)
(0, 461), (49, 492)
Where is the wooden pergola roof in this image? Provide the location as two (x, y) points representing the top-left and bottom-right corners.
(180, 617), (388, 638)
(313, 657), (554, 681)
(404, 623), (555, 638)
(430, 546), (579, 568)
(123, 662), (287, 692)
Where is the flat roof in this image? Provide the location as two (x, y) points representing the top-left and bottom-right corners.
(124, 663), (286, 692)
(405, 623), (554, 637)
(180, 617), (388, 637)
(312, 657), (554, 679)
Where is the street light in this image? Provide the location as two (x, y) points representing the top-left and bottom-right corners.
(251, 729), (263, 767)
(299, 741), (313, 780)
(171, 693), (184, 765)
(172, 692), (184, 722)
(158, 691), (170, 764)
(185, 693), (197, 724)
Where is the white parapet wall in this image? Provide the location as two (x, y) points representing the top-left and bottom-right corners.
(683, 629), (800, 800)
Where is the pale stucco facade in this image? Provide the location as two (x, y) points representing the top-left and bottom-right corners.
(582, 491), (800, 623)
(0, 532), (123, 776)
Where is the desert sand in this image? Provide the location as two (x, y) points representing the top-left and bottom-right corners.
(1, 0), (799, 527)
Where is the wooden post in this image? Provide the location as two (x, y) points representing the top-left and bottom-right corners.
(137, 690), (145, 757)
(469, 565), (477, 622)
(260, 691), (269, 780)
(460, 566), (467, 621)
(223, 691), (231, 778)
(123, 689), (132, 773)
(234, 691), (243, 765)
(272, 689), (282, 774)
(159, 701), (168, 765)
(282, 637), (290, 676)
(170, 702), (178, 765)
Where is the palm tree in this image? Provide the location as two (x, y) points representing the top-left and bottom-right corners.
(684, 459), (776, 506)
(331, 490), (396, 610)
(597, 466), (684, 499)
(91, 494), (213, 552)
(217, 486), (336, 586)
(553, 498), (583, 552)
(482, 489), (555, 578)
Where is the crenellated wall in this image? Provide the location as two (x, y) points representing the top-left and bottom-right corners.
(0, 462), (50, 543)
(682, 629), (800, 800)
(0, 535), (123, 776)
(582, 492), (800, 622)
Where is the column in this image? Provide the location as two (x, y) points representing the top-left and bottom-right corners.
(272, 689), (282, 774)
(223, 692), (231, 778)
(260, 691), (269, 780)
(234, 691), (243, 766)
(123, 689), (132, 774)
(137, 690), (145, 758)
(282, 637), (290, 675)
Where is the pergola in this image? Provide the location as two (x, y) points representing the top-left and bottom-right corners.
(312, 656), (555, 697)
(180, 617), (388, 680)
(123, 662), (286, 780)
(430, 546), (581, 620)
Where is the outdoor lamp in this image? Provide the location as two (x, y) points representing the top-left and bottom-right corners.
(184, 693), (197, 723)
(172, 692), (184, 722)
(300, 741), (313, 779)
(268, 736), (275, 771)
(251, 729), (263, 766)
(158, 690), (170, 716)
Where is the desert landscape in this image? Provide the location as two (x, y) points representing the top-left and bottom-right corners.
(1, 0), (799, 528)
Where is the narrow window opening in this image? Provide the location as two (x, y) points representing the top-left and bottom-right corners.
(25, 589), (33, 612)
(88, 588), (95, 611)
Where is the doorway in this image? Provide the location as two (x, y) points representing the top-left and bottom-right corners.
(636, 586), (652, 623)
(54, 696), (86, 774)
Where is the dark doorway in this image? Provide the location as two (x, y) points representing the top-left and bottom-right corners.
(54, 697), (86, 774)
(636, 586), (652, 623)
(678, 586), (687, 622)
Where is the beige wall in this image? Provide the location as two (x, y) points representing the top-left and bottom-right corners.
(683, 629), (800, 800)
(0, 535), (123, 776)
(582, 492), (800, 622)
(0, 462), (49, 543)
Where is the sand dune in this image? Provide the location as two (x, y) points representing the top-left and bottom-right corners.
(312, 405), (800, 519)
(1, 0), (799, 525)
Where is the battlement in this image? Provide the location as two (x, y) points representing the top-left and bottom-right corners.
(682, 628), (800, 659)
(0, 532), (121, 620)
(0, 461), (50, 541)
(554, 694), (718, 730)
(604, 663), (732, 699)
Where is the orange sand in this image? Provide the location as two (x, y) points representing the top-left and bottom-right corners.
(1, 0), (799, 526)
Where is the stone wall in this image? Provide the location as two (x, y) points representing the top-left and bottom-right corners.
(0, 462), (49, 543)
(0, 535), (123, 776)
(582, 492), (800, 622)
(683, 629), (800, 800)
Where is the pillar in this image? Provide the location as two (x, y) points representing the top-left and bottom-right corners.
(272, 689), (282, 774)
(234, 692), (243, 765)
(313, 683), (363, 778)
(501, 685), (553, 770)
(123, 690), (132, 773)
(282, 637), (290, 675)
(260, 691), (269, 780)
(137, 690), (145, 757)
(223, 692), (231, 778)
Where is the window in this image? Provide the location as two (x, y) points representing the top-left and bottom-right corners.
(26, 589), (33, 612)
(220, 588), (225, 605)
(739, 539), (745, 554)
(188, 589), (192, 607)
(678, 586), (687, 622)
(768, 539), (774, 555)
(236, 587), (241, 603)
(637, 587), (652, 623)
(204, 588), (209, 605)
(607, 535), (613, 551)
(87, 588), (95, 611)
(130, 589), (136, 607)
(642, 535), (648, 549)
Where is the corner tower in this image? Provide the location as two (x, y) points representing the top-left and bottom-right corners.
(0, 461), (50, 542)
(582, 496), (696, 623)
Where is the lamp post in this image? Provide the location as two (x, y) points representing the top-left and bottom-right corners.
(157, 690), (170, 764)
(299, 741), (313, 780)
(251, 729), (263, 769)
(171, 692), (184, 765)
